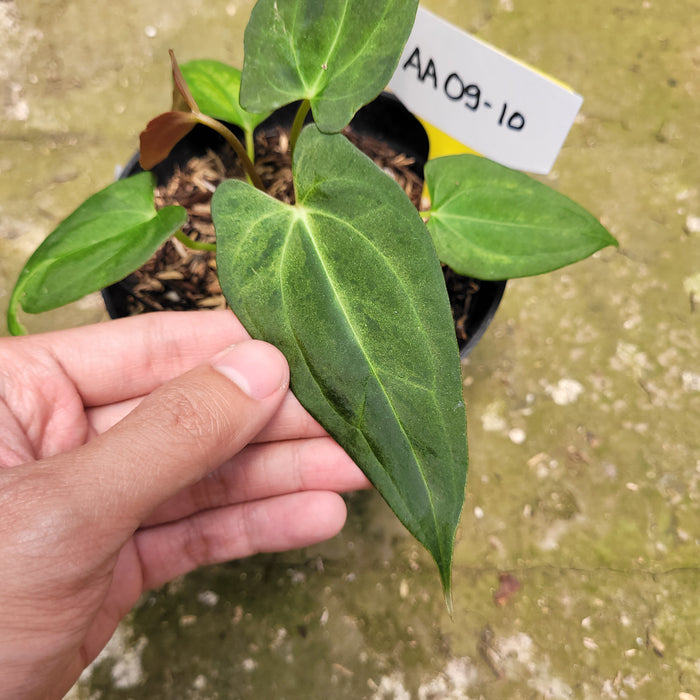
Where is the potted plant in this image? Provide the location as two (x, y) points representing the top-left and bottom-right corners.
(6, 0), (616, 609)
(101, 91), (508, 360)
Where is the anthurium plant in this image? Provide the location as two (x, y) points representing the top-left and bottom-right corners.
(7, 0), (616, 607)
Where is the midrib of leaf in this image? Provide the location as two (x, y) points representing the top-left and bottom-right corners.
(433, 187), (604, 242)
(434, 212), (599, 254)
(31, 220), (161, 279)
(292, 205), (441, 546)
(300, 209), (444, 396)
(429, 185), (468, 213)
(280, 202), (443, 400)
(322, 1), (397, 87)
(17, 219), (170, 315)
(296, 189), (444, 390)
(309, 0), (351, 94)
(289, 1), (310, 94)
(431, 215), (541, 261)
(298, 177), (461, 461)
(430, 177), (524, 213)
(246, 3), (307, 101)
(41, 211), (154, 255)
(435, 209), (554, 233)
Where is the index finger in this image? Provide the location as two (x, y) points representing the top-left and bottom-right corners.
(86, 385), (329, 442)
(29, 310), (249, 407)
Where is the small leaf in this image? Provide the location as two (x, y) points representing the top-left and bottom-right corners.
(240, 0), (419, 132)
(169, 49), (200, 113)
(181, 59), (271, 133)
(425, 155), (618, 280)
(139, 111), (199, 170)
(213, 126), (467, 600)
(8, 172), (186, 333)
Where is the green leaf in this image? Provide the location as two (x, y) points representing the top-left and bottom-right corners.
(213, 125), (467, 601)
(180, 60), (272, 132)
(240, 0), (419, 132)
(7, 172), (186, 334)
(425, 154), (618, 280)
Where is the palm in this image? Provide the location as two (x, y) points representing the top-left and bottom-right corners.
(0, 312), (369, 697)
(0, 346), (87, 465)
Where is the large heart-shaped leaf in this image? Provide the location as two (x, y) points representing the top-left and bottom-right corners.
(424, 154), (618, 280)
(213, 126), (467, 602)
(240, 0), (419, 133)
(180, 60), (271, 133)
(7, 172), (186, 335)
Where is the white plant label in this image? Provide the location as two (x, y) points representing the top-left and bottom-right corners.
(388, 6), (583, 174)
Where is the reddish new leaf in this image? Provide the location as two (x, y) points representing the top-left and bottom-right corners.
(139, 111), (199, 170)
(169, 49), (200, 113)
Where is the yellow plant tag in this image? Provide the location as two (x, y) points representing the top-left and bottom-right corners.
(388, 7), (583, 174)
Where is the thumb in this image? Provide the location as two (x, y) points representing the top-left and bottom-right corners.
(65, 339), (290, 530)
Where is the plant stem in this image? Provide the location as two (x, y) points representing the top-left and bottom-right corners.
(174, 229), (217, 252)
(245, 128), (256, 163)
(289, 99), (311, 156)
(195, 113), (265, 191)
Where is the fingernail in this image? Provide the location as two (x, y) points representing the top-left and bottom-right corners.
(212, 341), (288, 400)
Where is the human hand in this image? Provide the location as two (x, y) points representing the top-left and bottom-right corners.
(0, 311), (369, 699)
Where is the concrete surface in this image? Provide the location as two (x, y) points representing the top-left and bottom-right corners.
(1, 0), (698, 698)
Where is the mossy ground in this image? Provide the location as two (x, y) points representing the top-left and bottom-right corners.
(1, 0), (698, 697)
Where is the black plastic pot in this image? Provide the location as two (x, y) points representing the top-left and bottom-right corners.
(102, 93), (505, 358)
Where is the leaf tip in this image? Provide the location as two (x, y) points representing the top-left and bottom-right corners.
(605, 228), (620, 248)
(169, 49), (200, 113)
(439, 556), (455, 618)
(444, 586), (454, 619)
